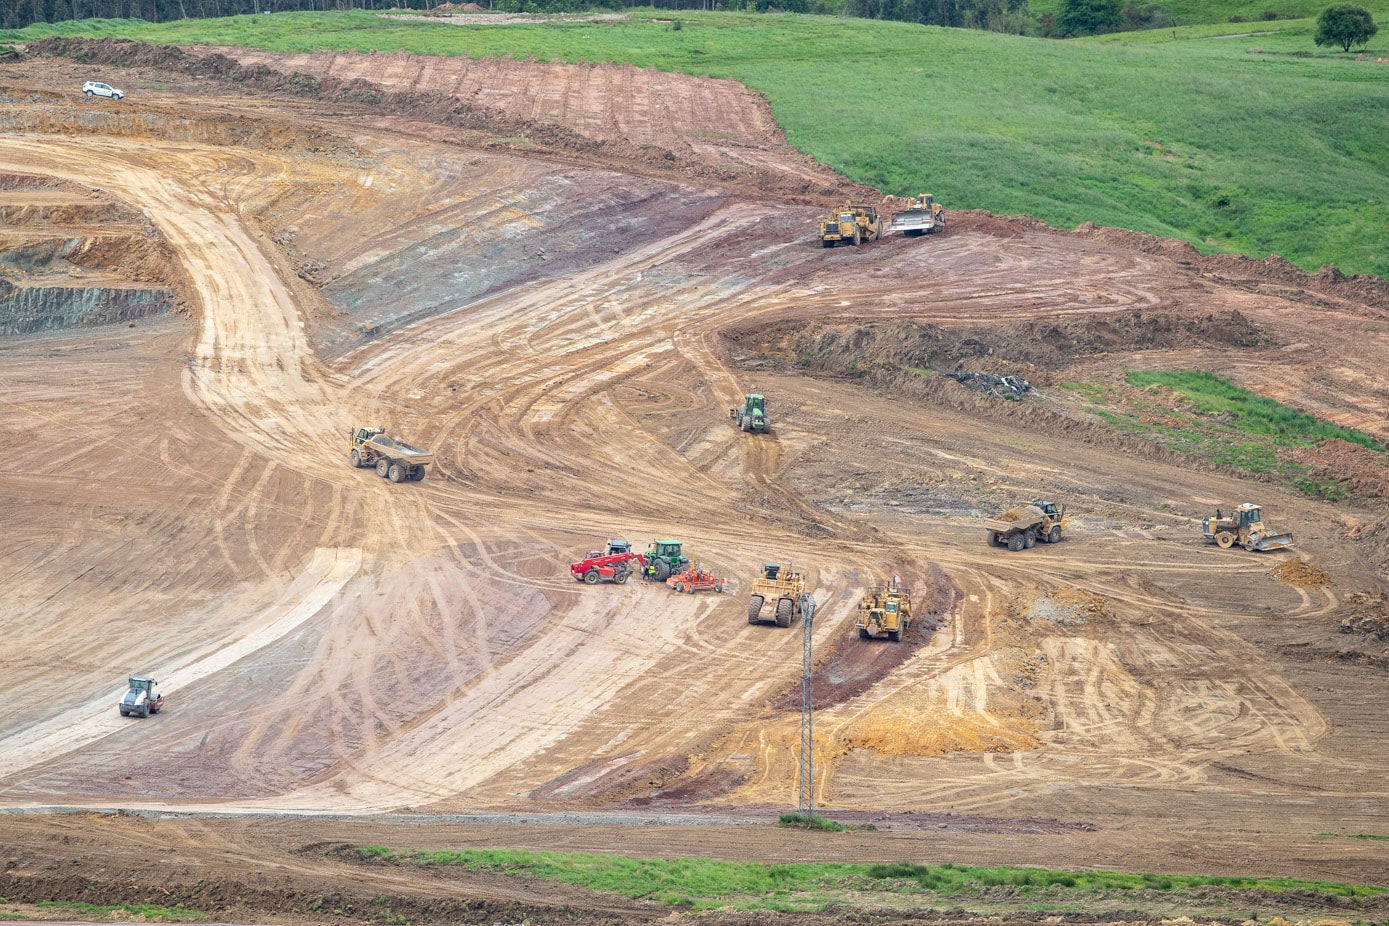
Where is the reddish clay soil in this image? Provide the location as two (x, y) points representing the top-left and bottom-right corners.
(0, 45), (1385, 926)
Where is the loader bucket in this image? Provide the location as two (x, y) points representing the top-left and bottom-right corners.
(1252, 532), (1295, 551)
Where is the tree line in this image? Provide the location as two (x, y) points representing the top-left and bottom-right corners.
(3, 0), (1378, 48)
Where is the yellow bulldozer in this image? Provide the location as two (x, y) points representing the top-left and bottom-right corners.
(1202, 503), (1294, 552)
(748, 562), (809, 627)
(856, 579), (912, 641)
(819, 203), (882, 248)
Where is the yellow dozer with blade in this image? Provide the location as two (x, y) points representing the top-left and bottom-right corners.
(1202, 503), (1294, 552)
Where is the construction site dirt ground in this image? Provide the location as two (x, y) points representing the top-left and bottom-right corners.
(1, 48), (1386, 924)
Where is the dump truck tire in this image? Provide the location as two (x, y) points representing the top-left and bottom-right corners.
(1007, 533), (1026, 552)
(584, 569), (600, 585)
(350, 449), (363, 468)
(375, 458), (390, 478)
(775, 598), (793, 627)
(1024, 529), (1037, 549)
(410, 469), (425, 481)
(388, 463), (406, 483)
(1216, 531), (1235, 549)
(748, 595), (764, 623)
(654, 560), (671, 581)
(1048, 526), (1062, 544)
(852, 229), (861, 246)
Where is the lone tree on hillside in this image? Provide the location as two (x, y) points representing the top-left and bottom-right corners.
(1057, 0), (1124, 36)
(1314, 3), (1378, 51)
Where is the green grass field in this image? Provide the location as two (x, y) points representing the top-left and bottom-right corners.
(5, 9), (1387, 276)
(345, 845), (1386, 914)
(1060, 370), (1382, 497)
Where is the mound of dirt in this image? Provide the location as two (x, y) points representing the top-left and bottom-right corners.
(1270, 559), (1331, 589)
(1288, 439), (1388, 499)
(735, 310), (1272, 379)
(843, 701), (1040, 757)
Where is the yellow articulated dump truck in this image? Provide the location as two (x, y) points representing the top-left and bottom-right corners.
(348, 425), (432, 483)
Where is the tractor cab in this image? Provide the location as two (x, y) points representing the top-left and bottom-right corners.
(762, 563), (781, 580)
(1033, 500), (1060, 518)
(650, 540), (683, 560)
(1237, 503), (1262, 528)
(607, 539), (631, 555)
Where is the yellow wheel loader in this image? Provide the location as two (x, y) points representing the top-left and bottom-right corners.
(1202, 503), (1294, 552)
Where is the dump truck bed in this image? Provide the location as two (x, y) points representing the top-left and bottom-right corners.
(367, 435), (433, 466)
(983, 506), (1046, 533)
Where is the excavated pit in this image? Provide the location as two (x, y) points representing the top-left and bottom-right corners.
(1, 48), (1387, 920)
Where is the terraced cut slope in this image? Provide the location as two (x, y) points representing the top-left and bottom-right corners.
(0, 48), (1385, 926)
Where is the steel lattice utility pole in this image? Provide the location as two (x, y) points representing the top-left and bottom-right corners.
(797, 593), (817, 818)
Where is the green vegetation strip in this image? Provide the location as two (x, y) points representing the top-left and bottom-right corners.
(1062, 371), (1380, 498)
(349, 845), (1384, 912)
(5, 9), (1387, 277)
(35, 900), (205, 920)
(1126, 370), (1384, 450)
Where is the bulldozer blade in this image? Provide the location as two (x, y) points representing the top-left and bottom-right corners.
(1254, 533), (1295, 551)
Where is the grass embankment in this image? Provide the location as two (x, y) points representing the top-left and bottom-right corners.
(4, 10), (1387, 277)
(32, 900), (204, 920)
(349, 844), (1385, 914)
(1063, 370), (1384, 498)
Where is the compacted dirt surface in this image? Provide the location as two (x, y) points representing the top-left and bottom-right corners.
(1, 43), (1387, 926)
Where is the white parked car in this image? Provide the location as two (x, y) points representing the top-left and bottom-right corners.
(82, 80), (124, 100)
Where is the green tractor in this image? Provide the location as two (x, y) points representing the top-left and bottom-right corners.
(643, 540), (690, 582)
(729, 394), (769, 433)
